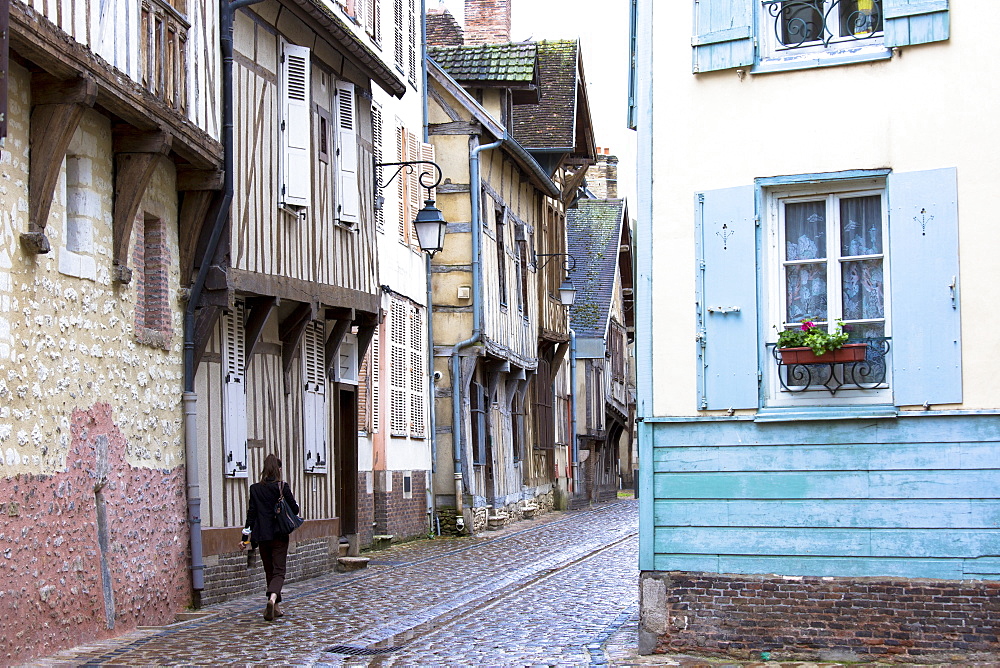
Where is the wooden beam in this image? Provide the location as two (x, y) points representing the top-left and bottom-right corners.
(324, 318), (353, 378)
(176, 167), (224, 192)
(192, 305), (223, 372)
(111, 126), (172, 283)
(245, 296), (277, 361)
(20, 73), (97, 253)
(279, 302), (314, 386)
(354, 312), (379, 361)
(177, 190), (217, 284)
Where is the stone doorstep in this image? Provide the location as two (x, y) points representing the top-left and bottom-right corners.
(337, 556), (370, 572)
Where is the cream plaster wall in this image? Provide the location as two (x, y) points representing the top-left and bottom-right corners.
(0, 65), (185, 475)
(647, 2), (1000, 415)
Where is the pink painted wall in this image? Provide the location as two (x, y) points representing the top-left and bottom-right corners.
(0, 403), (190, 665)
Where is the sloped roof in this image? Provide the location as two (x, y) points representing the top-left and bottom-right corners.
(511, 40), (580, 150)
(567, 199), (626, 339)
(426, 43), (537, 84)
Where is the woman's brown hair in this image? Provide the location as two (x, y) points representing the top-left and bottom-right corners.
(260, 454), (282, 482)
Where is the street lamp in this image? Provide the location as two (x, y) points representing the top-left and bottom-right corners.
(558, 278), (577, 306)
(375, 160), (448, 255)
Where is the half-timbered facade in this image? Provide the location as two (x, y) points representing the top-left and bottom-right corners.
(0, 0), (223, 660)
(191, 0), (405, 603)
(567, 192), (635, 503)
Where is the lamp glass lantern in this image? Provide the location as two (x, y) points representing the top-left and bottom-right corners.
(413, 199), (448, 255)
(558, 278), (577, 306)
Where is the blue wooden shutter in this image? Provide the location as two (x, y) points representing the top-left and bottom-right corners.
(692, 0), (754, 73)
(222, 302), (248, 478)
(888, 168), (961, 407)
(696, 185), (758, 410)
(883, 0), (949, 47)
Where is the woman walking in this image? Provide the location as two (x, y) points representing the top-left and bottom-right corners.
(244, 454), (299, 621)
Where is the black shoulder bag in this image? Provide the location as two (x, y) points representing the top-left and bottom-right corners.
(274, 481), (304, 535)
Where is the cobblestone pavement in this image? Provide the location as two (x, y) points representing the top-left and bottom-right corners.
(31, 499), (653, 667)
(26, 498), (961, 668)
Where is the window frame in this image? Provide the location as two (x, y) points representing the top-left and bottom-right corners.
(763, 177), (893, 406)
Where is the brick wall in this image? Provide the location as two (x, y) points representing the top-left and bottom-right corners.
(641, 571), (1000, 662)
(426, 8), (464, 46)
(357, 470), (375, 547)
(463, 0), (510, 45)
(201, 536), (339, 607)
(373, 470), (428, 541)
(132, 213), (172, 350)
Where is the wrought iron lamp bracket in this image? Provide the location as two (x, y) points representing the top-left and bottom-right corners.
(375, 160), (444, 201)
(535, 252), (577, 274)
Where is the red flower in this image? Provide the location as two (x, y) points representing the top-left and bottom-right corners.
(800, 321), (815, 331)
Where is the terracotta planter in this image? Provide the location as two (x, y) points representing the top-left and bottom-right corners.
(779, 343), (867, 365)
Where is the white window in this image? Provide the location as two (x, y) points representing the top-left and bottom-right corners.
(765, 181), (891, 404)
(222, 302), (249, 478)
(760, 0), (885, 62)
(280, 43), (312, 208)
(372, 103), (385, 233)
(302, 320), (329, 473)
(387, 298), (426, 438)
(336, 332), (359, 384)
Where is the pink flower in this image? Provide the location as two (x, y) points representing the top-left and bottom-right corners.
(800, 321), (815, 331)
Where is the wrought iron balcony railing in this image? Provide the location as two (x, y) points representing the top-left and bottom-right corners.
(763, 0), (883, 49)
(770, 337), (891, 396)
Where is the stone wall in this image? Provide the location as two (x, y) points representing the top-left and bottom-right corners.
(640, 571), (1000, 663)
(0, 65), (189, 665)
(0, 404), (190, 666)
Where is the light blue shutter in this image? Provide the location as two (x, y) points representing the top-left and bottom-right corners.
(692, 0), (754, 73)
(888, 168), (961, 406)
(222, 302), (248, 478)
(696, 185), (758, 410)
(883, 0), (949, 47)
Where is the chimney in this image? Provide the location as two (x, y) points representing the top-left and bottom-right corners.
(464, 0), (512, 45)
(587, 148), (619, 200)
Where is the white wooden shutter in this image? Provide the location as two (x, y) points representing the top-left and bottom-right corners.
(409, 306), (425, 437)
(337, 332), (359, 385)
(393, 0), (405, 70)
(336, 81), (360, 226)
(302, 321), (328, 473)
(389, 299), (409, 435)
(372, 104), (385, 232)
(365, 0), (381, 43)
(407, 0), (417, 84)
(396, 124), (408, 242)
(281, 44), (311, 208)
(371, 329), (381, 433)
(420, 141), (436, 204)
(222, 302), (249, 478)
(407, 130), (421, 247)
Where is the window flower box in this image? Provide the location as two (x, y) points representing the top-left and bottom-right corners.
(778, 343), (867, 365)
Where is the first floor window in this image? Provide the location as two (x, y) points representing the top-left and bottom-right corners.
(767, 180), (890, 402)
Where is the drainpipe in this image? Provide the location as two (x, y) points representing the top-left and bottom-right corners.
(450, 138), (502, 531)
(420, 0), (437, 532)
(569, 328), (579, 495)
(182, 0), (262, 603)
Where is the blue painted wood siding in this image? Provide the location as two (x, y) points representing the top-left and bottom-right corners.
(691, 0), (754, 72)
(649, 414), (1000, 580)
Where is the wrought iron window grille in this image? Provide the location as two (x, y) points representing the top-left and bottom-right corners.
(763, 0), (883, 49)
(770, 337), (891, 395)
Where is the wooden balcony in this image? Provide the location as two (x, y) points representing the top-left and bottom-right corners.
(140, 0), (189, 114)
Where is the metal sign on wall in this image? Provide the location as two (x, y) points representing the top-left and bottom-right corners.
(0, 0), (8, 152)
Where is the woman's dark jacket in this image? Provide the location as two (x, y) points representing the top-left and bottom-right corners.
(245, 479), (299, 542)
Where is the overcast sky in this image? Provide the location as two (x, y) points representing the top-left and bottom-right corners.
(433, 0), (637, 203)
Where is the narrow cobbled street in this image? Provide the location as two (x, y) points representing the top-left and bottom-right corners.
(33, 500), (655, 667)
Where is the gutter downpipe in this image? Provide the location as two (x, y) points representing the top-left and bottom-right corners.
(569, 329), (579, 495)
(182, 0), (261, 602)
(450, 137), (502, 531)
(421, 0), (438, 537)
